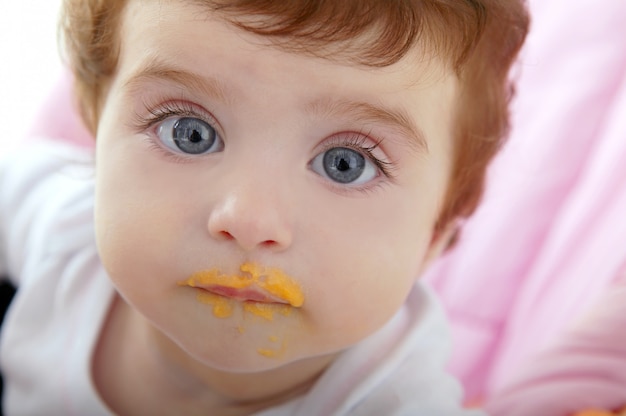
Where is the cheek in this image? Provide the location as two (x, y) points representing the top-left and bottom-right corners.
(93, 142), (193, 293)
(300, 192), (435, 339)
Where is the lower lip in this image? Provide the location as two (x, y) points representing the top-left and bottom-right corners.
(192, 286), (294, 320)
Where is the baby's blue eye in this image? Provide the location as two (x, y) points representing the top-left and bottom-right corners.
(157, 117), (223, 155)
(311, 147), (377, 185)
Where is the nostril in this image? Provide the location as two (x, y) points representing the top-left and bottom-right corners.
(261, 240), (278, 248)
(220, 231), (234, 240)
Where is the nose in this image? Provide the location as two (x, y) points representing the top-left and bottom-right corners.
(207, 186), (293, 252)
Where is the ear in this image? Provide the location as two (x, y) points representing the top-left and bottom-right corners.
(417, 221), (460, 276)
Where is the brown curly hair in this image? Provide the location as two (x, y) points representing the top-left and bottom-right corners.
(59, 0), (529, 233)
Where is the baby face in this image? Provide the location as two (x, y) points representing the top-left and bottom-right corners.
(94, 0), (458, 372)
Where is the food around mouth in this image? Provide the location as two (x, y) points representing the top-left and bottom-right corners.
(178, 262), (304, 308)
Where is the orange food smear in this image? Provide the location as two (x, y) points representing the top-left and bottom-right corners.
(180, 262), (304, 307)
(196, 292), (233, 318)
(244, 303), (293, 321)
(179, 269), (252, 290)
(257, 349), (279, 358)
(257, 339), (287, 358)
(244, 303), (275, 320)
(240, 263), (304, 307)
(179, 262), (303, 335)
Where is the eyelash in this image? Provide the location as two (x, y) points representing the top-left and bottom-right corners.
(133, 100), (216, 132)
(320, 133), (396, 180)
(132, 99), (220, 162)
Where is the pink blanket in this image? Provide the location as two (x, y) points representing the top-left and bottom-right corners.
(424, 0), (626, 404)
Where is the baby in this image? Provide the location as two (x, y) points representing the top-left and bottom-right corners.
(0, 0), (528, 414)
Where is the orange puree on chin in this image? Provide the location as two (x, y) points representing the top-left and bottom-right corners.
(196, 292), (233, 318)
(258, 338), (287, 358)
(244, 303), (292, 321)
(179, 263), (300, 358)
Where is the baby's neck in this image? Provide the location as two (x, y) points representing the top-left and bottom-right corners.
(92, 294), (335, 415)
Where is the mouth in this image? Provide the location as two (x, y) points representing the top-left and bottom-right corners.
(178, 262), (304, 307)
(197, 285), (289, 304)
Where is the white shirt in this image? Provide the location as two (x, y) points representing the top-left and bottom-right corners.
(0, 142), (484, 415)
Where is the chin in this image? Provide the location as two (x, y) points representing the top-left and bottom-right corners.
(177, 333), (299, 374)
(201, 349), (297, 374)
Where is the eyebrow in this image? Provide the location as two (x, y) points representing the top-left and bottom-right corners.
(122, 56), (233, 104)
(123, 57), (428, 153)
(305, 98), (428, 154)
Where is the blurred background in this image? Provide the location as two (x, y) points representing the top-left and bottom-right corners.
(0, 0), (64, 155)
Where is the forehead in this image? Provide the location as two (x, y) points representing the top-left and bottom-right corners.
(113, 0), (458, 154)
(118, 0), (452, 85)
